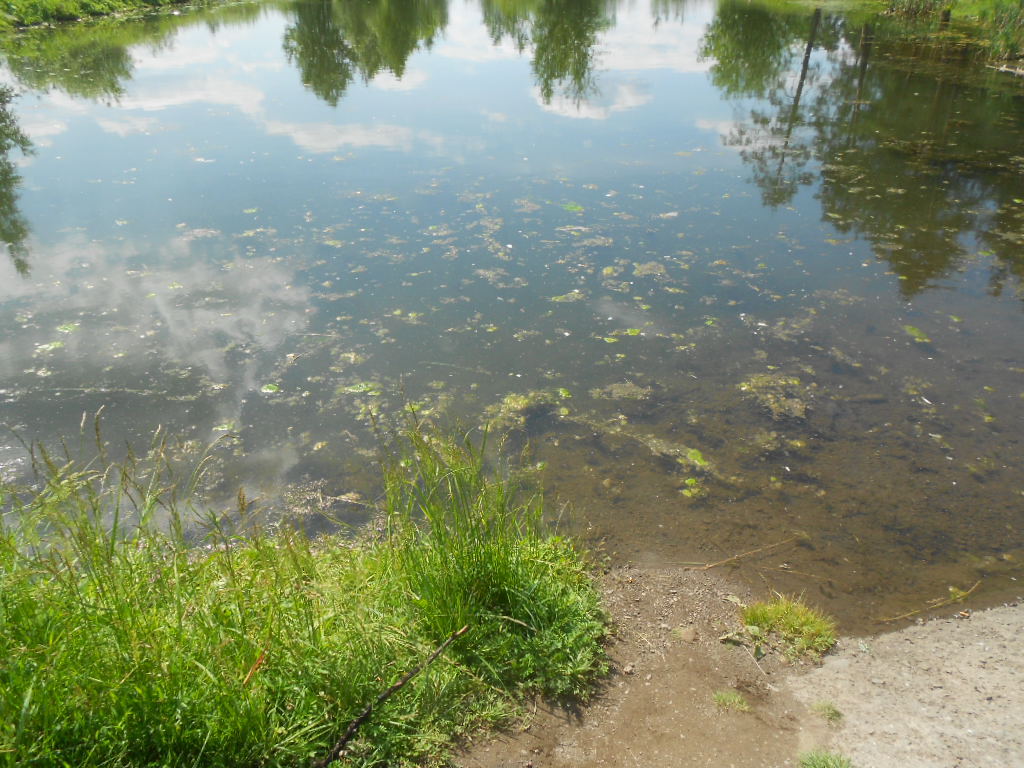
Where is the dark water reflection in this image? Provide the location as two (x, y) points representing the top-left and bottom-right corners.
(1, 0), (1023, 630)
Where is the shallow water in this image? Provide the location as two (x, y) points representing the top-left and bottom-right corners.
(1, 0), (1022, 629)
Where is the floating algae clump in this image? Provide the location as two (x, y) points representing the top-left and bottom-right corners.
(632, 261), (667, 278)
(484, 390), (570, 430)
(738, 372), (814, 420)
(589, 380), (652, 400)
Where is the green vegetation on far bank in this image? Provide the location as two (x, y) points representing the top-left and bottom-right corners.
(885, 0), (1024, 59)
(744, 0), (1023, 61)
(1, 0), (192, 29)
(0, 426), (607, 767)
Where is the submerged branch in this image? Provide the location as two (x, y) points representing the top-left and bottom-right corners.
(684, 535), (801, 572)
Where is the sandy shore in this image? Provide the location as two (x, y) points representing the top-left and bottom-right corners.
(785, 602), (1024, 767)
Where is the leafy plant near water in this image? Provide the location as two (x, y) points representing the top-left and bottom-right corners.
(743, 594), (837, 659)
(0, 426), (607, 767)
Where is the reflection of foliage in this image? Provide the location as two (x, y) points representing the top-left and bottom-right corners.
(3, 33), (134, 101)
(282, 0), (612, 107)
(703, 3), (840, 206)
(282, 0), (448, 107)
(482, 0), (614, 104)
(699, 0), (814, 98)
(529, 0), (613, 103)
(0, 87), (32, 277)
(700, 0), (1024, 301)
(0, 3), (267, 101)
(650, 0), (697, 25)
(809, 26), (1024, 300)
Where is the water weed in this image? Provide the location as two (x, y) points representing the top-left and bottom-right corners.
(0, 426), (607, 767)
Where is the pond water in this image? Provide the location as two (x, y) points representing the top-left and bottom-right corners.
(1, 0), (1023, 629)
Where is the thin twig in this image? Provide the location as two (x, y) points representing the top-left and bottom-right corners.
(875, 580), (982, 623)
(986, 64), (1024, 77)
(684, 536), (799, 571)
(756, 566), (829, 581)
(242, 650), (267, 687)
(312, 625), (469, 768)
(743, 646), (768, 677)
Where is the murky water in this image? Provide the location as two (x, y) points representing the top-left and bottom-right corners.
(1, 0), (1022, 630)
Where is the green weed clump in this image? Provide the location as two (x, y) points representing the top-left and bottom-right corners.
(811, 700), (844, 724)
(712, 690), (750, 712)
(0, 427), (607, 767)
(743, 594), (837, 658)
(799, 750), (853, 768)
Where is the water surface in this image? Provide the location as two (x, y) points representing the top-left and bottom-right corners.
(2, 0), (1023, 629)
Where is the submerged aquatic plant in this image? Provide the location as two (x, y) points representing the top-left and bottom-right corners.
(738, 372), (814, 420)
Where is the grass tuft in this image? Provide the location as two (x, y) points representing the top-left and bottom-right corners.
(712, 689), (750, 712)
(743, 593), (837, 659)
(799, 750), (854, 768)
(0, 425), (607, 767)
(811, 700), (843, 724)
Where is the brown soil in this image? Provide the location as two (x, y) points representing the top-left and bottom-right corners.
(460, 565), (829, 768)
(458, 565), (1024, 768)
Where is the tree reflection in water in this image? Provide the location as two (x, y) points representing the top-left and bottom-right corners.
(0, 87), (31, 277)
(700, 0), (1024, 299)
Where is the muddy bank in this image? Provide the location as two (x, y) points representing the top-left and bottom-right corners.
(459, 566), (1024, 768)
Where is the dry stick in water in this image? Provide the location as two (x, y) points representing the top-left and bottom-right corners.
(312, 625), (470, 768)
(684, 535), (800, 571)
(876, 580), (982, 623)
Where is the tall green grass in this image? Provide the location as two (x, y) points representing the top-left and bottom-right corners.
(0, 427), (607, 767)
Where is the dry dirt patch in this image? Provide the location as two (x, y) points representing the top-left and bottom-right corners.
(459, 566), (1024, 768)
(785, 602), (1024, 768)
(460, 565), (828, 768)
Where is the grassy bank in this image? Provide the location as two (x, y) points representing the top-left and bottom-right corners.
(0, 427), (607, 767)
(886, 0), (1024, 59)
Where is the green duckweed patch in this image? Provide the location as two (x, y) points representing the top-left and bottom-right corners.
(0, 427), (607, 767)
